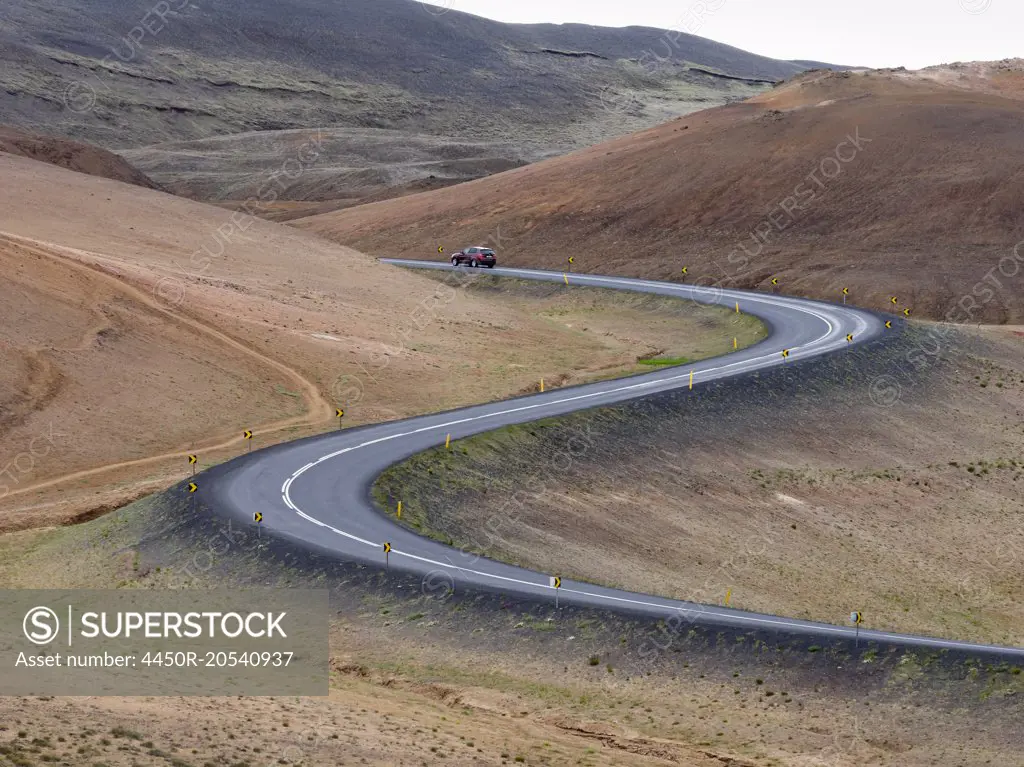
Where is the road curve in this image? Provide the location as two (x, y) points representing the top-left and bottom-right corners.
(199, 260), (1023, 659)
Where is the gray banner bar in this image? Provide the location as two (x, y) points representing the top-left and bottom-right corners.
(0, 590), (329, 696)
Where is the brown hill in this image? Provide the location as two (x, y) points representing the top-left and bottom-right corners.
(118, 127), (548, 203)
(0, 0), (841, 204)
(0, 126), (157, 188)
(298, 66), (1024, 323)
(0, 0), (823, 150)
(0, 152), (750, 530)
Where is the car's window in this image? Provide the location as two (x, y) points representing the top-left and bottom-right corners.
(481, 250), (495, 256)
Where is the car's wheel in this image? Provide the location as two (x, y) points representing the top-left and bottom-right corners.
(470, 259), (478, 268)
(451, 257), (459, 267)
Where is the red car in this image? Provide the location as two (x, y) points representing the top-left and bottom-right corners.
(450, 247), (496, 268)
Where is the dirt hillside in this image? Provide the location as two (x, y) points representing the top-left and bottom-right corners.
(0, 126), (156, 188)
(299, 64), (1024, 323)
(119, 126), (550, 203)
(0, 0), (820, 149)
(0, 0), (840, 204)
(0, 153), (754, 530)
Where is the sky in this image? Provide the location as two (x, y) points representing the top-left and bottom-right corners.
(420, 0), (1019, 70)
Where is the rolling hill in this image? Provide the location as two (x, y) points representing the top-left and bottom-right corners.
(117, 126), (554, 204)
(0, 0), (822, 148)
(298, 63), (1024, 322)
(0, 150), (750, 529)
(0, 126), (157, 188)
(0, 0), (839, 202)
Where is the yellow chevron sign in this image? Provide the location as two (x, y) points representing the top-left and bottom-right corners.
(781, 349), (790, 359)
(550, 576), (561, 589)
(188, 482), (198, 493)
(243, 430), (253, 440)
(188, 455), (197, 465)
(336, 408), (345, 419)
(771, 278), (779, 286)
(681, 267), (687, 275)
(890, 296), (898, 305)
(846, 334), (854, 342)
(568, 257), (574, 264)
(903, 308), (912, 317)
(885, 320), (892, 329)
(842, 287), (849, 296)
(254, 512), (263, 523)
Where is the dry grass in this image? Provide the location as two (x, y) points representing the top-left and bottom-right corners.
(0, 511), (1020, 767)
(1, 633), (1015, 767)
(375, 326), (1024, 647)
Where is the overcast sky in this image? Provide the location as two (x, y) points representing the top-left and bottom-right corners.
(421, 0), (1018, 70)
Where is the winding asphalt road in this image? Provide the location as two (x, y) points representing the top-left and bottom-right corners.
(200, 260), (1024, 659)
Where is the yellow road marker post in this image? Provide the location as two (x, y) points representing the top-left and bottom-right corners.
(689, 370), (694, 390)
(540, 378), (545, 393)
(397, 501), (403, 520)
(850, 610), (864, 646)
(563, 273), (569, 286)
(735, 302), (740, 314)
(445, 433), (451, 450)
(733, 337), (738, 350)
(725, 590), (732, 607)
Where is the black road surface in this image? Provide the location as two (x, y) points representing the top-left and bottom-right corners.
(198, 261), (1024, 659)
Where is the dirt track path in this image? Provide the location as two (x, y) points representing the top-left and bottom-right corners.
(0, 231), (334, 500)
